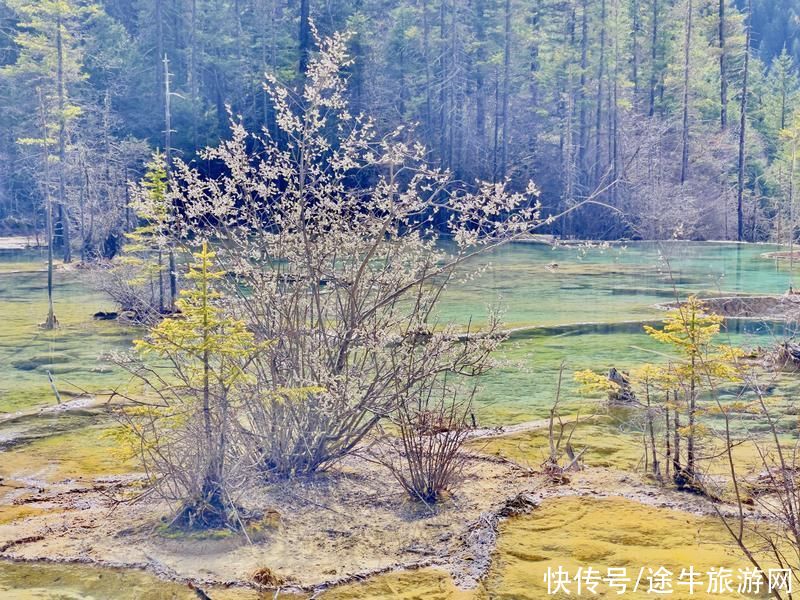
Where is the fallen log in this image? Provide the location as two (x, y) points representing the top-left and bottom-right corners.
(0, 535), (45, 553)
(92, 311), (119, 321)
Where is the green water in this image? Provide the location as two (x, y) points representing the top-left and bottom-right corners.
(441, 241), (797, 423)
(474, 319), (796, 424)
(0, 249), (133, 416)
(438, 241), (792, 328)
(0, 241), (797, 596)
(1, 242), (795, 424)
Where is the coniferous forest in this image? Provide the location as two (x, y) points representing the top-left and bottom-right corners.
(2, 0), (800, 254)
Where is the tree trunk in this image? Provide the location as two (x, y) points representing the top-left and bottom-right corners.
(736, 0), (751, 242)
(528, 4), (541, 179)
(298, 0), (311, 76)
(719, 0), (727, 129)
(493, 66), (501, 181)
(56, 14), (71, 263)
(102, 90), (113, 238)
(164, 55), (177, 312)
(562, 70), (576, 237)
(155, 0), (165, 125)
(438, 0), (448, 168)
(79, 154), (87, 261)
(789, 133), (797, 289)
(421, 0), (434, 153)
(648, 0), (659, 116)
(664, 401), (671, 479)
(158, 249), (164, 313)
(679, 0), (693, 185)
(673, 390), (681, 476)
(38, 90), (57, 330)
(646, 386), (661, 479)
(781, 79), (788, 131)
(500, 0), (511, 178)
(448, 0), (457, 171)
(687, 357), (696, 478)
(594, 0), (606, 185)
(199, 244), (224, 521)
(610, 0), (620, 204)
(632, 0), (640, 99)
(474, 0), (487, 155)
(578, 0), (589, 174)
(189, 0), (198, 149)
(561, 6), (577, 224)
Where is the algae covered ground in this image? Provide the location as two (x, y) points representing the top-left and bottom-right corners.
(1, 241), (798, 598)
(0, 494), (766, 599)
(484, 496), (756, 600)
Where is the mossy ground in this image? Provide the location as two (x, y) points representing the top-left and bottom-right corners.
(483, 496), (769, 600)
(0, 425), (134, 483)
(0, 506), (47, 526)
(1, 495), (764, 599)
(319, 570), (472, 600)
(0, 560), (257, 600)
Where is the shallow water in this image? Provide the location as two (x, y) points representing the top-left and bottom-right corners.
(0, 249), (133, 415)
(1, 242), (794, 421)
(438, 241), (793, 328)
(455, 241), (797, 423)
(0, 241), (796, 597)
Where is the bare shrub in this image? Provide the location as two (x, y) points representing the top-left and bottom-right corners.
(92, 153), (180, 324)
(718, 371), (800, 597)
(544, 365), (586, 482)
(157, 31), (544, 480)
(379, 374), (476, 504)
(90, 258), (164, 324)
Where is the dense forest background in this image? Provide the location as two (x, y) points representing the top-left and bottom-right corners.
(1, 0), (800, 258)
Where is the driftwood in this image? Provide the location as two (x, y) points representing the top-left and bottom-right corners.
(0, 535), (45, 553)
(188, 582), (213, 600)
(92, 311), (119, 320)
(46, 370), (62, 405)
(608, 368), (637, 405)
(777, 342), (800, 369)
(746, 467), (800, 497)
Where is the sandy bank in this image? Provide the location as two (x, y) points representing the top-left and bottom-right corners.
(0, 236), (43, 251)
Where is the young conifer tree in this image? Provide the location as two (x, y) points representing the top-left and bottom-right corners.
(126, 241), (263, 528)
(644, 296), (741, 485)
